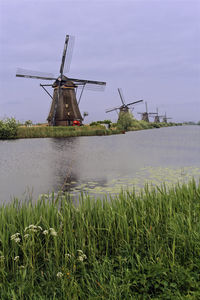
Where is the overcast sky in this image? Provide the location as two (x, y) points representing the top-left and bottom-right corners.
(0, 0), (199, 123)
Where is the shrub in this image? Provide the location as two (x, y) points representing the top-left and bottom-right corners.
(117, 112), (135, 131)
(0, 118), (19, 139)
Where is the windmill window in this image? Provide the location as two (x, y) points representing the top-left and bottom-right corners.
(65, 104), (69, 108)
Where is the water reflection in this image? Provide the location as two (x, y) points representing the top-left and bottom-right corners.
(0, 126), (199, 203)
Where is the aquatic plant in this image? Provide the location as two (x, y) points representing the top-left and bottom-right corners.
(0, 180), (200, 299)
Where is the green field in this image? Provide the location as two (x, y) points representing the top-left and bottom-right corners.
(0, 180), (200, 299)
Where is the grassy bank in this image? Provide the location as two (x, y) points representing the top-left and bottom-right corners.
(16, 125), (121, 139)
(0, 180), (200, 299)
(16, 121), (180, 139)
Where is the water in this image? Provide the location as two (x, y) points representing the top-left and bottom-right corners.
(0, 126), (200, 202)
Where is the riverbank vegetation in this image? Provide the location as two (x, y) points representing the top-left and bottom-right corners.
(0, 180), (200, 299)
(0, 116), (181, 139)
(0, 118), (19, 139)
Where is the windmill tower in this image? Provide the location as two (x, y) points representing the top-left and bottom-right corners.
(137, 102), (157, 122)
(151, 108), (165, 123)
(163, 112), (172, 123)
(105, 88), (143, 120)
(16, 35), (106, 126)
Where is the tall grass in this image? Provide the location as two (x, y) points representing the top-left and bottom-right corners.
(17, 125), (121, 139)
(16, 122), (180, 139)
(0, 180), (200, 299)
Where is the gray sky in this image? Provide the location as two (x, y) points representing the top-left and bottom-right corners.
(0, 0), (199, 123)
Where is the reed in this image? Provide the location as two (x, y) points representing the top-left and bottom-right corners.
(0, 180), (199, 299)
(17, 125), (121, 139)
(16, 122), (179, 139)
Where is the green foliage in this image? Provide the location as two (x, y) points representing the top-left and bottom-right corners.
(0, 118), (19, 139)
(117, 112), (135, 131)
(24, 120), (33, 127)
(0, 181), (200, 298)
(90, 120), (112, 126)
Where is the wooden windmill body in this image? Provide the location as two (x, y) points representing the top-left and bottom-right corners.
(152, 108), (164, 123)
(162, 112), (172, 123)
(16, 35), (106, 126)
(106, 88), (143, 120)
(137, 102), (157, 122)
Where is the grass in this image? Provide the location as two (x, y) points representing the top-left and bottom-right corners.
(17, 125), (122, 139)
(16, 122), (181, 139)
(0, 180), (200, 299)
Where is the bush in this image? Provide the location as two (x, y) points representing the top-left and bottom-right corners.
(0, 118), (19, 139)
(117, 112), (135, 131)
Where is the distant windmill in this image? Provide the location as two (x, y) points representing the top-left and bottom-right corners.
(106, 88), (143, 119)
(137, 101), (157, 122)
(163, 112), (172, 123)
(16, 35), (106, 126)
(150, 108), (165, 123)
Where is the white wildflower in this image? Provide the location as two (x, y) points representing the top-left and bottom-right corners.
(77, 256), (84, 262)
(77, 250), (87, 262)
(24, 234), (30, 239)
(29, 228), (38, 233)
(65, 253), (71, 259)
(11, 233), (20, 240)
(37, 226), (42, 231)
(43, 230), (49, 235)
(56, 272), (63, 278)
(25, 225), (38, 232)
(49, 228), (57, 237)
(11, 233), (21, 243)
(14, 256), (19, 262)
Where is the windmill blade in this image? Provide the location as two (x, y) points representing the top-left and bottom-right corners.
(68, 77), (106, 86)
(118, 88), (125, 105)
(60, 35), (70, 76)
(106, 107), (120, 113)
(63, 35), (75, 74)
(126, 100), (143, 107)
(145, 101), (148, 113)
(16, 68), (56, 80)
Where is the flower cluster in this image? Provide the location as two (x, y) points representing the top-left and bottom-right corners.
(42, 228), (57, 237)
(14, 256), (19, 262)
(10, 225), (57, 245)
(77, 250), (87, 262)
(57, 272), (63, 278)
(24, 225), (43, 233)
(11, 233), (21, 243)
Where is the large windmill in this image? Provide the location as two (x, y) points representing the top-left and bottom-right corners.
(106, 88), (143, 119)
(16, 35), (106, 126)
(163, 112), (172, 123)
(137, 101), (157, 122)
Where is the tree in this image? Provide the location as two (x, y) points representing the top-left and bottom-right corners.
(117, 112), (134, 131)
(25, 120), (33, 127)
(0, 118), (19, 139)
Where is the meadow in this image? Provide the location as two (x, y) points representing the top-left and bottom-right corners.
(0, 180), (200, 299)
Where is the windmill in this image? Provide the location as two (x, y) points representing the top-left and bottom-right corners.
(106, 88), (143, 119)
(163, 112), (172, 123)
(16, 35), (106, 126)
(137, 101), (157, 122)
(150, 108), (165, 123)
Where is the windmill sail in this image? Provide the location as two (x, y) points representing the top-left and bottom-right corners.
(16, 68), (56, 80)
